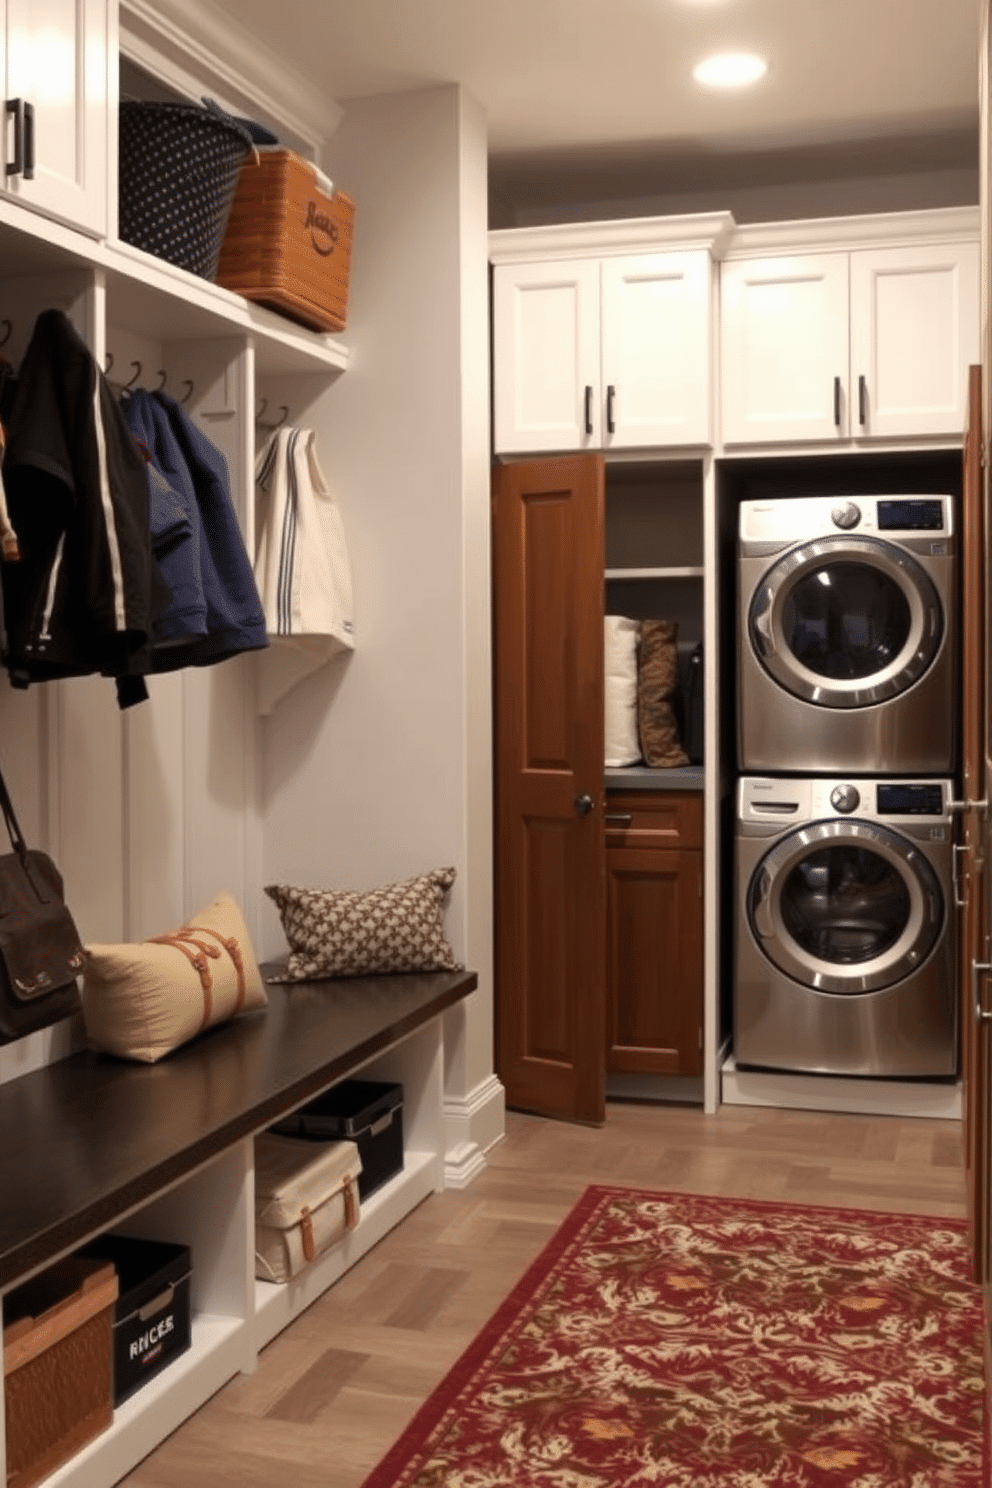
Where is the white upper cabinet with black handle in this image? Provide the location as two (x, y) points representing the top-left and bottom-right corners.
(490, 214), (733, 455)
(720, 209), (980, 446)
(2, 0), (108, 236)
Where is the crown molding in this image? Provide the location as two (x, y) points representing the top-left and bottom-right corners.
(722, 204), (980, 259)
(488, 211), (737, 264)
(119, 0), (342, 155)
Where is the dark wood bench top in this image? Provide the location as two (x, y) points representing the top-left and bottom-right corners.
(0, 965), (477, 1290)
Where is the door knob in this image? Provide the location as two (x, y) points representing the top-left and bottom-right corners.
(574, 794), (595, 815)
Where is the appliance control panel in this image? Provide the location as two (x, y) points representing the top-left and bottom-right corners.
(739, 494), (954, 543)
(740, 777), (952, 823)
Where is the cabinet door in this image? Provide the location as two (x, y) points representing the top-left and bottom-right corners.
(604, 793), (703, 1077)
(605, 843), (703, 1076)
(4, 0), (107, 235)
(600, 250), (711, 448)
(721, 253), (850, 444)
(492, 259), (601, 453)
(850, 241), (979, 439)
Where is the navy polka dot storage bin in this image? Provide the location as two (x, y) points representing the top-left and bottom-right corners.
(118, 101), (254, 281)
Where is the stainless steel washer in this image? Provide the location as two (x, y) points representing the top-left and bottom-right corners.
(738, 495), (957, 773)
(734, 776), (957, 1078)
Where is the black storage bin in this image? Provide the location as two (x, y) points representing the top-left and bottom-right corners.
(271, 1080), (403, 1199)
(118, 100), (254, 281)
(77, 1235), (191, 1405)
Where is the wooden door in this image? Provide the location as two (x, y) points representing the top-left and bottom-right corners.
(491, 260), (601, 454)
(492, 456), (607, 1124)
(961, 363), (991, 1282)
(600, 250), (712, 448)
(850, 243), (980, 441)
(720, 252), (850, 445)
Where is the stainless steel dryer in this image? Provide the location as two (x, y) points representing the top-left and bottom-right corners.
(738, 495), (957, 773)
(734, 776), (957, 1079)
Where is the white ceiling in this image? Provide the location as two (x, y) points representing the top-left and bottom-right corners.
(202, 0), (981, 217)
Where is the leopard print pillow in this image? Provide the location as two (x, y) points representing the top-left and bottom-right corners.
(638, 620), (689, 768)
(266, 867), (462, 980)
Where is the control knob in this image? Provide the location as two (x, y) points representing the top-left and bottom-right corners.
(831, 501), (862, 530)
(830, 784), (860, 814)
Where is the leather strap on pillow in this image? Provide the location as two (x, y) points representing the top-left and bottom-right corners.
(148, 927), (247, 1028)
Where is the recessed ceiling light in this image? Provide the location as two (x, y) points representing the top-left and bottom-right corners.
(693, 52), (768, 88)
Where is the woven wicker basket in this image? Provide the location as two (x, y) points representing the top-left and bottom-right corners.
(216, 151), (355, 333)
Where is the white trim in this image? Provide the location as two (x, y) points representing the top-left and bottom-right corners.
(488, 211), (737, 264)
(443, 1074), (505, 1189)
(119, 0), (342, 156)
(721, 1057), (962, 1121)
(722, 205), (980, 260)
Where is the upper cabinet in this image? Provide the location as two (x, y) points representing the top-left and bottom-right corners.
(2, 0), (108, 236)
(720, 209), (980, 446)
(490, 215), (733, 455)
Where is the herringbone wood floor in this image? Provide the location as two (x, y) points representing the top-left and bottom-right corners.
(121, 1101), (968, 1487)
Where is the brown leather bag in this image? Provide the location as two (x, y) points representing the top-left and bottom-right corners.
(0, 764), (84, 1041)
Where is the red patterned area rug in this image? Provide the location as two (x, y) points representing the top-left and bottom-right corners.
(361, 1185), (987, 1488)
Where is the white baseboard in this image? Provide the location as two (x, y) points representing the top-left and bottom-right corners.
(443, 1074), (506, 1189)
(721, 1057), (962, 1120)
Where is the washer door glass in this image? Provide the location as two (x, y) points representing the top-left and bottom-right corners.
(748, 820), (944, 994)
(748, 535), (943, 708)
(779, 843), (909, 963)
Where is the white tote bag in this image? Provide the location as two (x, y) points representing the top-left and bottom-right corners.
(254, 426), (355, 712)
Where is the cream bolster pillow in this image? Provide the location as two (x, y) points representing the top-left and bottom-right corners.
(80, 892), (267, 1063)
(604, 615), (640, 768)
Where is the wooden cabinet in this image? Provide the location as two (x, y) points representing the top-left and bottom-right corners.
(605, 792), (703, 1076)
(490, 215), (732, 455)
(721, 223), (979, 445)
(2, 0), (109, 235)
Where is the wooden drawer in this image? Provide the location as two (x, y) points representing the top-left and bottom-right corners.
(604, 791), (703, 850)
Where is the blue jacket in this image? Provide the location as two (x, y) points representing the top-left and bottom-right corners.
(121, 391), (267, 670)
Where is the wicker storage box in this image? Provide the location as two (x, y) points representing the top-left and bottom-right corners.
(254, 1132), (362, 1282)
(3, 1256), (117, 1488)
(216, 150), (355, 332)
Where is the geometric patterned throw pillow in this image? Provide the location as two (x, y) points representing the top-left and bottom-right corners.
(265, 867), (461, 981)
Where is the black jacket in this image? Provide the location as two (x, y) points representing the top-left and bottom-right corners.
(1, 310), (164, 702)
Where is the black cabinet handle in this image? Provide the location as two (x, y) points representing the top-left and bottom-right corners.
(858, 374), (867, 426)
(574, 793), (595, 815)
(6, 99), (24, 178)
(833, 375), (841, 428)
(606, 384), (616, 435)
(23, 101), (34, 180)
(584, 384), (592, 435)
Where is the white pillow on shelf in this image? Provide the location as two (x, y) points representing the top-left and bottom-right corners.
(604, 616), (641, 767)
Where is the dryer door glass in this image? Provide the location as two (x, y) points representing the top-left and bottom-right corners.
(781, 563), (910, 681)
(748, 820), (944, 994)
(748, 535), (943, 708)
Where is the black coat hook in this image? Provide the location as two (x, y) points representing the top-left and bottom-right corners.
(156, 369), (167, 391)
(105, 351), (114, 375)
(0, 319), (12, 349)
(180, 379), (194, 404)
(124, 361), (142, 390)
(256, 397), (268, 422)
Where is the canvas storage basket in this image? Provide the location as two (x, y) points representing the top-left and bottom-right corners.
(216, 149), (355, 332)
(254, 1132), (361, 1282)
(118, 100), (255, 280)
